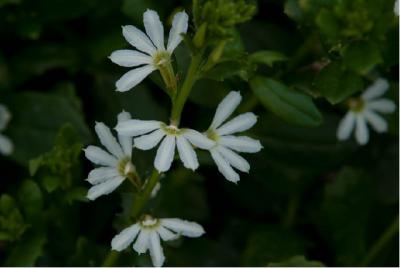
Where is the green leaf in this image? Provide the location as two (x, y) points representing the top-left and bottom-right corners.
(249, 50), (288, 67)
(315, 9), (340, 39)
(243, 225), (309, 266)
(250, 76), (323, 127)
(5, 231), (46, 266)
(28, 124), (84, 193)
(314, 61), (363, 104)
(312, 167), (376, 265)
(268, 255), (325, 267)
(7, 90), (90, 165)
(343, 41), (382, 74)
(0, 195), (28, 242)
(18, 180), (43, 221)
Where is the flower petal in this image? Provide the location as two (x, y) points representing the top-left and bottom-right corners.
(117, 111), (133, 156)
(109, 49), (153, 67)
(111, 224), (140, 251)
(210, 149), (240, 183)
(161, 218), (205, 237)
(336, 112), (356, 141)
(157, 225), (178, 241)
(154, 135), (176, 172)
(361, 79), (389, 101)
(116, 119), (161, 137)
(133, 229), (150, 254)
(217, 146), (250, 173)
(219, 136), (263, 153)
(84, 145), (118, 166)
(0, 134), (13, 156)
(367, 99), (396, 114)
(122, 25), (156, 55)
(87, 176), (124, 200)
(95, 122), (124, 158)
(87, 167), (119, 185)
(355, 114), (369, 145)
(143, 9), (165, 51)
(210, 91), (242, 129)
(364, 110), (388, 133)
(182, 129), (215, 149)
(216, 112), (257, 136)
(116, 65), (156, 92)
(149, 231), (165, 267)
(176, 136), (199, 170)
(167, 11), (189, 52)
(134, 129), (165, 150)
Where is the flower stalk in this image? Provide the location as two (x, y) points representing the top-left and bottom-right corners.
(170, 51), (203, 125)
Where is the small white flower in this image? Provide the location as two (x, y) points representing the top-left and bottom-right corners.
(115, 120), (215, 172)
(205, 91), (263, 183)
(84, 111), (136, 200)
(0, 104), (13, 156)
(111, 215), (205, 267)
(110, 9), (189, 92)
(337, 79), (396, 145)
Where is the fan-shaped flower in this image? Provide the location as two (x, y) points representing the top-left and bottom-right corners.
(205, 91), (263, 183)
(0, 104), (13, 156)
(337, 79), (396, 145)
(111, 215), (205, 267)
(115, 120), (215, 172)
(84, 111), (137, 200)
(110, 9), (188, 92)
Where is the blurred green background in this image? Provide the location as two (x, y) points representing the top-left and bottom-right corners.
(0, 0), (398, 266)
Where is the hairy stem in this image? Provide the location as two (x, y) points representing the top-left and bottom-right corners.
(170, 52), (203, 125)
(360, 216), (399, 266)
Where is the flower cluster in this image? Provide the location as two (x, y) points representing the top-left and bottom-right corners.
(337, 79), (396, 145)
(0, 104), (13, 156)
(83, 9), (263, 266)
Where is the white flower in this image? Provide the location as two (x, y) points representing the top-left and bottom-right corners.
(337, 79), (396, 145)
(0, 104), (13, 156)
(110, 9), (189, 92)
(84, 111), (136, 200)
(205, 91), (263, 183)
(111, 215), (205, 267)
(115, 120), (215, 172)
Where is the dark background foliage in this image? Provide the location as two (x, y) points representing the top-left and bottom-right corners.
(0, 0), (398, 266)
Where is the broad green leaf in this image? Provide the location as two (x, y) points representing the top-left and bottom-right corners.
(315, 9), (340, 39)
(5, 231), (46, 266)
(343, 41), (382, 74)
(249, 50), (288, 67)
(243, 225), (309, 266)
(7, 90), (90, 165)
(18, 180), (43, 221)
(314, 61), (363, 104)
(268, 255), (325, 267)
(312, 167), (376, 265)
(250, 76), (322, 127)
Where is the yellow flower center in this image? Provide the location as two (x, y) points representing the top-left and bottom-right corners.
(347, 98), (365, 113)
(117, 156), (136, 178)
(139, 215), (160, 229)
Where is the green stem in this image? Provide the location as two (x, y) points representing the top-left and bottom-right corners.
(282, 195), (299, 228)
(102, 251), (119, 267)
(170, 52), (203, 125)
(101, 169), (160, 267)
(360, 216), (399, 266)
(130, 169), (160, 218)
